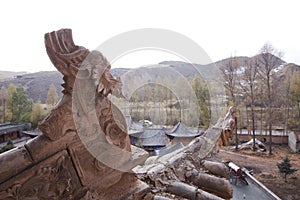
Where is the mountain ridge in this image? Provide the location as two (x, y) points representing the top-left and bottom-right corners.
(0, 55), (299, 103)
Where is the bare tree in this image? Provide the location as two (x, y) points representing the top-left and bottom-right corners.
(219, 56), (239, 105)
(288, 73), (300, 128)
(219, 56), (240, 149)
(46, 84), (58, 108)
(276, 66), (295, 135)
(257, 43), (283, 155)
(240, 58), (259, 150)
(0, 86), (7, 123)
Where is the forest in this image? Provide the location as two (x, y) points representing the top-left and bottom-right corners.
(0, 83), (58, 129)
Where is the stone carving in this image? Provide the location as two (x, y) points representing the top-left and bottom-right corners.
(0, 29), (237, 200)
(40, 29), (130, 154)
(219, 106), (236, 146)
(225, 106), (236, 132)
(67, 142), (124, 191)
(0, 29), (149, 200)
(38, 98), (74, 141)
(0, 151), (81, 200)
(0, 157), (71, 200)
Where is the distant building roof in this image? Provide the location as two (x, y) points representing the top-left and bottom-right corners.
(0, 123), (30, 136)
(166, 121), (201, 138)
(130, 128), (169, 147)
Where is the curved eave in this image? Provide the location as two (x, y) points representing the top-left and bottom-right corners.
(166, 133), (201, 138)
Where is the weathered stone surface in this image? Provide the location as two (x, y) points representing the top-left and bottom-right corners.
(25, 131), (78, 162)
(98, 173), (150, 200)
(68, 141), (123, 190)
(131, 145), (149, 165)
(218, 106), (236, 146)
(167, 181), (197, 200)
(166, 181), (224, 200)
(197, 189), (224, 200)
(126, 179), (152, 200)
(153, 195), (172, 200)
(0, 150), (82, 200)
(0, 146), (33, 184)
(188, 173), (232, 199)
(202, 160), (229, 178)
(39, 96), (76, 141)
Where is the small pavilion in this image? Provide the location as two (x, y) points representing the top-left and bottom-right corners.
(166, 121), (201, 145)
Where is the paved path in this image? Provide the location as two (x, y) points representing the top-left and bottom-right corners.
(231, 176), (273, 200)
(217, 149), (281, 200)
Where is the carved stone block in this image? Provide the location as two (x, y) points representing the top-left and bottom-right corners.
(97, 173), (150, 200)
(68, 142), (124, 191)
(0, 146), (33, 184)
(0, 150), (82, 200)
(25, 131), (79, 162)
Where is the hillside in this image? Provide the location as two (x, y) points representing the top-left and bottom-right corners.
(0, 68), (128, 103)
(0, 71), (26, 81)
(0, 55), (298, 104)
(0, 71), (63, 103)
(276, 63), (300, 83)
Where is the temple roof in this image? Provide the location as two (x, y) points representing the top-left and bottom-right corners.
(166, 121), (201, 138)
(0, 123), (30, 136)
(130, 128), (169, 147)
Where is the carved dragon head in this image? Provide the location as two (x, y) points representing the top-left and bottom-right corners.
(40, 29), (125, 141)
(44, 28), (123, 98)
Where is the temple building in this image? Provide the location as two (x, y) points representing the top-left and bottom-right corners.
(129, 128), (170, 153)
(0, 123), (30, 143)
(166, 121), (201, 145)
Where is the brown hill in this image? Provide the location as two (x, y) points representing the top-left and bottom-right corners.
(0, 71), (26, 81)
(0, 71), (63, 103)
(0, 55), (298, 103)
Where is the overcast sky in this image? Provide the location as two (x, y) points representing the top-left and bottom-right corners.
(0, 0), (299, 72)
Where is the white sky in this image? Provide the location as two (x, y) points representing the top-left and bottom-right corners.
(0, 0), (299, 72)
